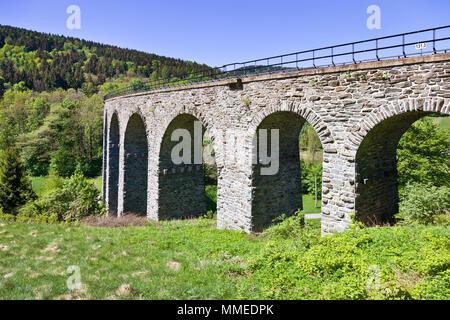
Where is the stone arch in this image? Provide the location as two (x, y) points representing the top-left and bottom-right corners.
(249, 102), (332, 232)
(158, 112), (213, 219)
(123, 113), (148, 215)
(248, 102), (335, 148)
(156, 105), (216, 153)
(107, 112), (120, 215)
(350, 98), (450, 225)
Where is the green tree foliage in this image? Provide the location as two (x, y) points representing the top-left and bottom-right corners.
(0, 147), (31, 212)
(0, 25), (213, 178)
(299, 122), (322, 163)
(396, 118), (450, 225)
(300, 159), (322, 200)
(0, 88), (104, 177)
(397, 118), (450, 189)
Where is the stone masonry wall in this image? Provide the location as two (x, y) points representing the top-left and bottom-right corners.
(106, 113), (120, 215)
(102, 53), (450, 234)
(252, 111), (304, 231)
(159, 114), (205, 219)
(122, 113), (148, 215)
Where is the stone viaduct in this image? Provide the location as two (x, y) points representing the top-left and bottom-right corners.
(102, 53), (450, 235)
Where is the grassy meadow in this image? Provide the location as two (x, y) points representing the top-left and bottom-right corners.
(0, 219), (447, 299)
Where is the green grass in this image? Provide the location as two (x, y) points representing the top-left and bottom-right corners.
(31, 176), (102, 197)
(301, 194), (322, 213)
(430, 116), (450, 130)
(0, 219), (263, 299)
(30, 177), (48, 197)
(0, 219), (447, 300)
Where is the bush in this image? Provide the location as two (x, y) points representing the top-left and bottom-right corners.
(0, 207), (15, 221)
(397, 183), (450, 225)
(238, 226), (450, 300)
(17, 166), (104, 222)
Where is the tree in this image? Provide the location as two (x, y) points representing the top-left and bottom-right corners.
(397, 117), (450, 189)
(299, 122), (322, 163)
(0, 76), (4, 98)
(0, 148), (31, 213)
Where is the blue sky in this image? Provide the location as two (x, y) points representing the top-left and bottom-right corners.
(0, 0), (449, 67)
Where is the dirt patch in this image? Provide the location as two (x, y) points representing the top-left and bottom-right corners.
(82, 214), (157, 228)
(167, 261), (181, 271)
(41, 245), (60, 254)
(115, 284), (135, 297)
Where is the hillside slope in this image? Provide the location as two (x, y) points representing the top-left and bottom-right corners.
(0, 25), (210, 95)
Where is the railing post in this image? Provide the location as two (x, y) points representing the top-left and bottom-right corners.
(376, 39), (380, 61)
(352, 43), (356, 63)
(433, 29), (436, 54)
(313, 50), (316, 68)
(331, 47), (335, 66)
(402, 34), (406, 58)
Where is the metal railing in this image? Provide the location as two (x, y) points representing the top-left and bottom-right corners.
(104, 25), (450, 100)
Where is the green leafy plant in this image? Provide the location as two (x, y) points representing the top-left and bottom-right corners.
(242, 97), (251, 108)
(17, 165), (104, 223)
(397, 183), (450, 225)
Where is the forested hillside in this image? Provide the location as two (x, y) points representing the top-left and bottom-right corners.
(0, 25), (209, 94)
(0, 25), (210, 178)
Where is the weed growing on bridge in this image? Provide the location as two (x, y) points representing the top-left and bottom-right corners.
(242, 97), (251, 108)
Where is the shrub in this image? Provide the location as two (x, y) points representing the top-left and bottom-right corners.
(17, 166), (104, 223)
(263, 211), (320, 249)
(239, 226), (450, 300)
(0, 207), (15, 221)
(397, 183), (450, 225)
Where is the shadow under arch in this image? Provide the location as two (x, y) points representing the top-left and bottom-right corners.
(123, 113), (148, 216)
(107, 112), (120, 215)
(355, 109), (448, 225)
(158, 113), (215, 219)
(251, 110), (323, 232)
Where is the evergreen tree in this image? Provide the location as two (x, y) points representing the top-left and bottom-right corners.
(0, 147), (31, 213)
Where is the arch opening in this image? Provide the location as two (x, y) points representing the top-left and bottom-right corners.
(251, 111), (323, 232)
(107, 113), (120, 215)
(123, 113), (148, 216)
(355, 110), (448, 225)
(158, 114), (216, 220)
